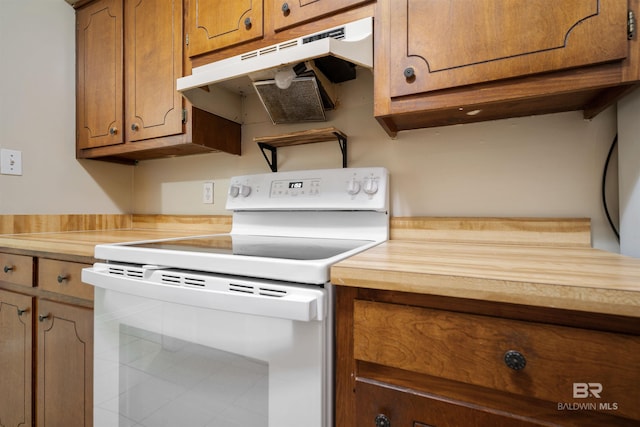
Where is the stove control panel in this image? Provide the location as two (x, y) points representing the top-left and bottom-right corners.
(226, 167), (388, 211)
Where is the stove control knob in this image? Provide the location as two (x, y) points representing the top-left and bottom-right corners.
(363, 178), (379, 195)
(347, 178), (361, 195)
(228, 184), (240, 198)
(239, 184), (252, 197)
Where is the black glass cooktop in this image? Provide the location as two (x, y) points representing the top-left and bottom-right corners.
(128, 234), (373, 261)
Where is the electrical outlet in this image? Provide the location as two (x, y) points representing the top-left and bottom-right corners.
(0, 149), (23, 176)
(203, 182), (214, 204)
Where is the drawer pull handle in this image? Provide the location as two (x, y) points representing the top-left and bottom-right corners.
(375, 414), (391, 427)
(504, 350), (527, 370)
(38, 313), (50, 322)
(17, 307), (28, 316)
(3, 265), (14, 273)
(57, 274), (68, 284)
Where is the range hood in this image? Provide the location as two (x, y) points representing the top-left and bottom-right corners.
(177, 17), (373, 124)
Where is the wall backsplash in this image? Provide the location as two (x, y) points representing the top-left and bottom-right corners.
(133, 70), (620, 253)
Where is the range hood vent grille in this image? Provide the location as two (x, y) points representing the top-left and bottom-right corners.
(254, 77), (326, 124)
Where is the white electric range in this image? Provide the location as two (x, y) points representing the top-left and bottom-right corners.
(83, 167), (388, 427)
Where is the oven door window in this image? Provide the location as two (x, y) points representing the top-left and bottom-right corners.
(93, 288), (328, 427)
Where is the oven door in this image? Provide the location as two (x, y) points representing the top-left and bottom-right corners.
(84, 264), (332, 427)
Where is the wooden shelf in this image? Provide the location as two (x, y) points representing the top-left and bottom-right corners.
(254, 127), (347, 172)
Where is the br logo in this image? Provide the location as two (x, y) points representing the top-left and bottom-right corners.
(573, 383), (603, 399)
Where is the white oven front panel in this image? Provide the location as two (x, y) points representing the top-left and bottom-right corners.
(93, 286), (331, 427)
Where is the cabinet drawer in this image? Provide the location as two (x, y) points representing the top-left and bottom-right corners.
(356, 379), (543, 427)
(38, 259), (93, 301)
(0, 253), (33, 287)
(354, 301), (640, 421)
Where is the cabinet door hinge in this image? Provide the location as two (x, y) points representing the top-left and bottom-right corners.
(182, 108), (188, 124)
(185, 33), (189, 46)
(629, 10), (636, 40)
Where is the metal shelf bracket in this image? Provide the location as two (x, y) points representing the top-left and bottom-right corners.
(255, 127), (348, 173)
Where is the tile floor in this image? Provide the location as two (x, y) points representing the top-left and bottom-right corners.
(94, 325), (268, 427)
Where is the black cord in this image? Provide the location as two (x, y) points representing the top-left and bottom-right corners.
(602, 134), (620, 241)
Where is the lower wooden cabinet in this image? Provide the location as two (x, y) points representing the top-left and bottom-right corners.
(356, 379), (544, 427)
(0, 257), (93, 427)
(37, 300), (93, 427)
(336, 287), (640, 427)
(0, 289), (34, 427)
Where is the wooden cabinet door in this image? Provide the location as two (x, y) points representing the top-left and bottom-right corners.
(125, 0), (185, 142)
(273, 0), (372, 31)
(389, 0), (630, 98)
(37, 300), (93, 427)
(0, 290), (33, 427)
(76, 0), (124, 149)
(187, 0), (264, 57)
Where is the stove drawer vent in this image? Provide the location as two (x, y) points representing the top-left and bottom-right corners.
(107, 266), (144, 279)
(230, 283), (287, 298)
(160, 273), (206, 288)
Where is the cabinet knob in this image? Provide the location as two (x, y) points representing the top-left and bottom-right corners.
(109, 127), (118, 135)
(38, 313), (50, 322)
(131, 123), (139, 131)
(17, 307), (28, 316)
(504, 350), (527, 370)
(57, 274), (68, 284)
(244, 17), (252, 29)
(403, 67), (415, 80)
(375, 414), (391, 427)
(281, 2), (290, 14)
(3, 265), (13, 273)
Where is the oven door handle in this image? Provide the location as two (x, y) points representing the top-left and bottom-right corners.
(82, 266), (325, 322)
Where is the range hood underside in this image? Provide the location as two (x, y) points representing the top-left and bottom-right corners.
(177, 18), (373, 124)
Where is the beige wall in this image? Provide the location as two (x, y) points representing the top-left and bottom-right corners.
(134, 70), (621, 252)
(618, 89), (640, 257)
(0, 0), (133, 215)
(1, 0), (627, 254)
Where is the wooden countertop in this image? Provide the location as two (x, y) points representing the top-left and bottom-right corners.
(0, 214), (233, 262)
(2, 215), (638, 318)
(0, 229), (207, 261)
(330, 240), (640, 318)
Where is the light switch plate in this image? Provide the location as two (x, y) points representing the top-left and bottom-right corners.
(0, 149), (23, 175)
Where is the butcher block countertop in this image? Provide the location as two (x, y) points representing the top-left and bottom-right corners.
(2, 215), (639, 317)
(331, 240), (640, 318)
(0, 214), (233, 262)
(0, 229), (205, 261)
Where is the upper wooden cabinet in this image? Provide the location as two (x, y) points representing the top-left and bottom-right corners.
(75, 0), (241, 162)
(187, 0), (264, 57)
(375, 0), (640, 136)
(186, 0), (375, 59)
(76, 0), (123, 149)
(124, 0), (184, 142)
(390, 0), (628, 97)
(272, 0), (372, 32)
